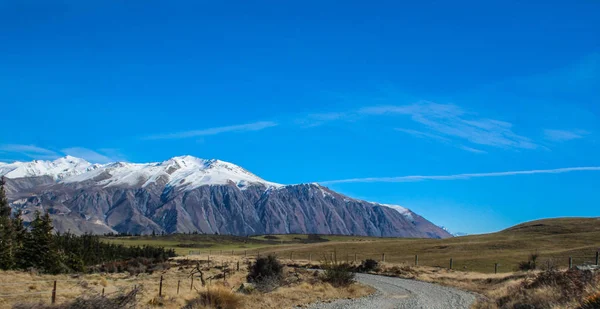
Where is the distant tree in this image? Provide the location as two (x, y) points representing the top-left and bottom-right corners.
(22, 211), (63, 273)
(0, 177), (15, 270)
(12, 209), (28, 268)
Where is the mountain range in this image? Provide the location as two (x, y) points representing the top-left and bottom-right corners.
(1, 156), (451, 238)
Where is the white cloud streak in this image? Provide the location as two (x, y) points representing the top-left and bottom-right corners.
(0, 144), (60, 159)
(145, 121), (278, 140)
(361, 101), (538, 150)
(544, 129), (589, 142)
(319, 166), (600, 185)
(0, 144), (124, 163)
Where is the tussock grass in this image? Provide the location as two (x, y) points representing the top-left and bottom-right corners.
(2, 254), (374, 309)
(257, 218), (600, 273)
(183, 287), (242, 309)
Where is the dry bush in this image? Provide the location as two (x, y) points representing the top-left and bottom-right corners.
(517, 253), (539, 272)
(321, 251), (355, 287)
(89, 257), (170, 275)
(247, 255), (284, 292)
(491, 269), (599, 309)
(183, 287), (242, 309)
(13, 288), (138, 309)
(384, 265), (417, 278)
(358, 259), (380, 273)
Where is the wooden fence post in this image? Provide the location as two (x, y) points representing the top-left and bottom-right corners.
(415, 255), (419, 266)
(51, 280), (56, 304)
(290, 252), (293, 261)
(495, 263), (498, 274)
(159, 275), (163, 297)
(190, 277), (194, 291)
(231, 250), (234, 256)
(244, 250), (247, 257)
(177, 280), (180, 294)
(102, 288), (105, 296)
(569, 257), (573, 269)
(309, 253), (312, 262)
(382, 253), (385, 263)
(449, 258), (453, 270)
(237, 261), (240, 271)
(596, 252), (599, 266)
(354, 253), (357, 263)
(208, 255), (211, 267)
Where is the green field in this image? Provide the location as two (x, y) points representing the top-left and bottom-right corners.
(102, 217), (600, 273)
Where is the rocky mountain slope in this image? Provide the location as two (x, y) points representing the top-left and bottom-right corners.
(2, 156), (451, 238)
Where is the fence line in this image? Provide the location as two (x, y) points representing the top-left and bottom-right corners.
(1, 249), (597, 304)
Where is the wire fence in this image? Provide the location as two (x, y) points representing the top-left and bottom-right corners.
(190, 248), (600, 273)
(1, 249), (597, 304)
(0, 273), (203, 305)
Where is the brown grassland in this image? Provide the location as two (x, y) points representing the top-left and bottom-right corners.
(0, 254), (373, 309)
(1, 217), (599, 308)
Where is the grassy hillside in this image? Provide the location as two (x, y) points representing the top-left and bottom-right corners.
(102, 217), (600, 273)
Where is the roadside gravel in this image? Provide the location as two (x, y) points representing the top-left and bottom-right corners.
(302, 273), (476, 309)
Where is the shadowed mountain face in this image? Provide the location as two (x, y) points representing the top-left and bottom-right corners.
(2, 156), (451, 238)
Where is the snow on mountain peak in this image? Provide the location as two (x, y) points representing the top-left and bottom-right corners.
(0, 156), (97, 180)
(377, 203), (414, 220)
(61, 155), (282, 190)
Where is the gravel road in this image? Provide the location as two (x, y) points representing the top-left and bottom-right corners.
(303, 273), (476, 309)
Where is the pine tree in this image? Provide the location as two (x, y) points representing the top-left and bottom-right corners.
(0, 177), (15, 270)
(22, 211), (63, 273)
(12, 209), (28, 269)
(38, 212), (64, 274)
(0, 177), (10, 217)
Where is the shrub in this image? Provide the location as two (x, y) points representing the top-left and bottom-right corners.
(358, 259), (379, 272)
(321, 250), (355, 287)
(496, 269), (598, 308)
(526, 269), (595, 300)
(517, 253), (539, 271)
(183, 288), (242, 309)
(322, 263), (355, 287)
(247, 255), (284, 291)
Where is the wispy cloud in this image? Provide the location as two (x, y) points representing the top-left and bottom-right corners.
(0, 144), (124, 163)
(319, 166), (600, 185)
(0, 144), (60, 159)
(544, 129), (589, 142)
(296, 112), (354, 128)
(145, 121), (278, 140)
(395, 128), (450, 142)
(361, 101), (537, 150)
(459, 146), (487, 154)
(61, 147), (121, 164)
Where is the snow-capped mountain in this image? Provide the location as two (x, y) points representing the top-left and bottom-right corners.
(439, 226), (469, 237)
(0, 156), (99, 180)
(2, 156), (452, 239)
(61, 155), (282, 191)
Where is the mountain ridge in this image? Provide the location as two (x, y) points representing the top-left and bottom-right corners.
(2, 156), (451, 239)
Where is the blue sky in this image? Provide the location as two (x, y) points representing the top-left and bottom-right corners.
(1, 1), (599, 234)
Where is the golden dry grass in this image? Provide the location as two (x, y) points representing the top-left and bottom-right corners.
(253, 218), (600, 273)
(0, 254), (373, 309)
(101, 218), (600, 273)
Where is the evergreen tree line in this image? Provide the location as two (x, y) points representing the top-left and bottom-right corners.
(0, 177), (175, 274)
